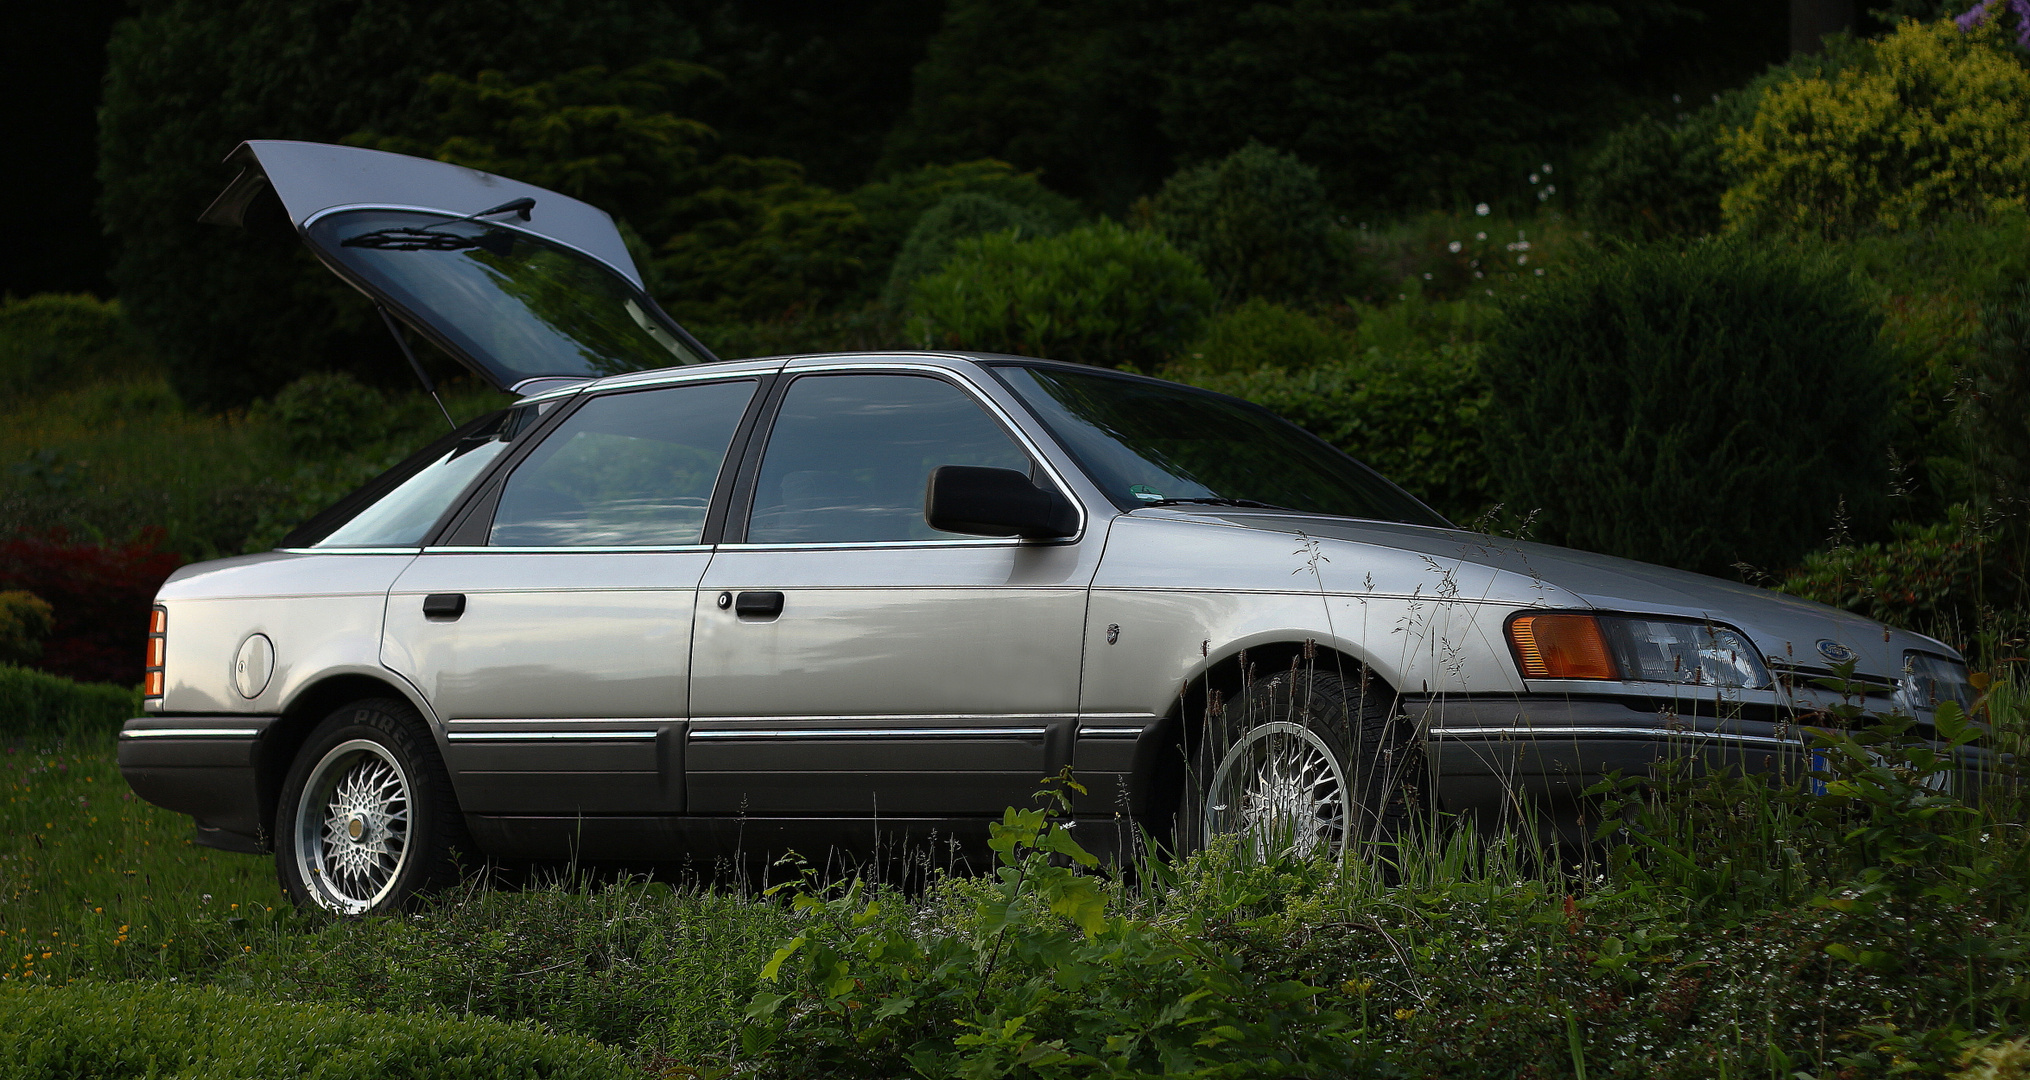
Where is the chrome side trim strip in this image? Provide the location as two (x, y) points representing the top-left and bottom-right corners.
(1079, 727), (1146, 737)
(690, 713), (1076, 724)
(446, 731), (660, 741)
(1429, 726), (1801, 749)
(449, 717), (685, 726)
(690, 727), (1049, 740)
(120, 728), (264, 739)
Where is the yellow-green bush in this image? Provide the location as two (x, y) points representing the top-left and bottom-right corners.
(1722, 19), (2030, 237)
(0, 982), (635, 1078)
(1173, 299), (1354, 374)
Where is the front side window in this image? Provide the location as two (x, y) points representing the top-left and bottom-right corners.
(490, 379), (757, 547)
(746, 374), (1033, 544)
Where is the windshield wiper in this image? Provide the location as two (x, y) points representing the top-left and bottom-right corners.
(1138, 497), (1292, 510)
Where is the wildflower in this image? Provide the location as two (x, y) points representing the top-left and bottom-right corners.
(1394, 1008), (1417, 1021)
(1475, 231), (1486, 240)
(1422, 272), (1433, 280)
(1475, 203), (1490, 216)
(1535, 268), (1545, 276)
(1518, 255), (1528, 264)
(1448, 241), (1462, 253)
(1529, 173), (1540, 184)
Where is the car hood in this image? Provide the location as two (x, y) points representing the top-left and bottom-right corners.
(1168, 508), (1954, 680)
(199, 140), (715, 393)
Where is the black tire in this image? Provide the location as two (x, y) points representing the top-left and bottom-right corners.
(1180, 666), (1424, 859)
(274, 697), (468, 915)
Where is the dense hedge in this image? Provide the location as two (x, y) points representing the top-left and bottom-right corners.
(0, 532), (182, 687)
(0, 983), (634, 1078)
(0, 666), (136, 737)
(1482, 239), (1893, 577)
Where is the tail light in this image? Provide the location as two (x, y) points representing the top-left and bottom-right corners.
(144, 605), (166, 699)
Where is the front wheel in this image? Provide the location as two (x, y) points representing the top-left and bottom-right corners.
(1183, 667), (1423, 860)
(274, 698), (467, 915)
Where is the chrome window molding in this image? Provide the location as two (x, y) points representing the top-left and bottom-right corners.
(421, 545), (714, 555)
(273, 547), (423, 556)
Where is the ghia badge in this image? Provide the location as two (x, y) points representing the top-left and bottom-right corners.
(1816, 639), (1859, 665)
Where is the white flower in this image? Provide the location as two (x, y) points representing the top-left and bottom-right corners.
(1475, 231), (1486, 241)
(1448, 241), (1463, 253)
(1529, 173), (1539, 184)
(1517, 254), (1529, 264)
(1535, 268), (1545, 276)
(1422, 272), (1433, 280)
(1544, 184), (1556, 196)
(1475, 203), (1490, 216)
(1541, 163), (1552, 173)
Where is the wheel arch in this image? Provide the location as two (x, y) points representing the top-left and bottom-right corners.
(254, 670), (434, 851)
(1126, 638), (1402, 844)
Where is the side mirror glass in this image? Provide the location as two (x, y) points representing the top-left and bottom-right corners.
(924, 466), (1079, 539)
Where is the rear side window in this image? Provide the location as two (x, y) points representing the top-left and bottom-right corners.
(309, 408), (536, 548)
(489, 379), (757, 547)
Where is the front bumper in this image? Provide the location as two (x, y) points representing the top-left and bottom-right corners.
(118, 715), (276, 852)
(1410, 694), (1996, 821)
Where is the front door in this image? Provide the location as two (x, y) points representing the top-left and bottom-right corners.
(381, 376), (760, 814)
(688, 370), (1094, 817)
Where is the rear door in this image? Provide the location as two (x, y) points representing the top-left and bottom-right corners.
(380, 374), (764, 815)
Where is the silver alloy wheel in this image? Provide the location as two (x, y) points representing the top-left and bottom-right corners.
(293, 738), (413, 914)
(1203, 721), (1349, 859)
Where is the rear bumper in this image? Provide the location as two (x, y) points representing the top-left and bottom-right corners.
(118, 715), (277, 852)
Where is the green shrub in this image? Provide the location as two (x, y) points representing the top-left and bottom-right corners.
(1964, 278), (2030, 508)
(1174, 299), (1354, 374)
(1174, 343), (1493, 523)
(254, 371), (393, 457)
(0, 982), (634, 1078)
(1776, 506), (2011, 636)
(1149, 143), (1359, 306)
(1482, 239), (1894, 576)
(884, 193), (1055, 310)
(1722, 19), (2030, 238)
(907, 221), (1215, 369)
(0, 666), (137, 736)
(0, 295), (148, 394)
(0, 594), (52, 668)
(849, 159), (1082, 270)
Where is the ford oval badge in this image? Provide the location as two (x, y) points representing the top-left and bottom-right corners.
(1816, 638), (1858, 665)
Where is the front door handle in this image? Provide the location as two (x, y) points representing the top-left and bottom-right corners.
(423, 593), (466, 620)
(734, 590), (784, 618)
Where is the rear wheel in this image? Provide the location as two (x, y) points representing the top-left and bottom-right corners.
(275, 698), (467, 915)
(1182, 667), (1423, 860)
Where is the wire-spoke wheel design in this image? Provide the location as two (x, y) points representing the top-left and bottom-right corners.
(1204, 721), (1349, 859)
(276, 697), (467, 916)
(295, 739), (413, 914)
(1182, 666), (1423, 862)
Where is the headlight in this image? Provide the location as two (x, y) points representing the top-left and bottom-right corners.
(1898, 650), (1973, 713)
(1507, 613), (1771, 689)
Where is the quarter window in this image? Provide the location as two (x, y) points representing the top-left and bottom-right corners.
(746, 374), (1033, 544)
(490, 379), (757, 547)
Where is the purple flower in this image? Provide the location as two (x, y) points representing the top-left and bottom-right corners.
(1956, 0), (1996, 31)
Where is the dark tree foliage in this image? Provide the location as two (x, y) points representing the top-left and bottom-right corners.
(1149, 143), (1354, 307)
(1965, 279), (2030, 511)
(100, 0), (701, 410)
(883, 0), (1691, 214)
(1482, 240), (1894, 577)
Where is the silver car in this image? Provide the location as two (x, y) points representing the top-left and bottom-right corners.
(119, 141), (1975, 915)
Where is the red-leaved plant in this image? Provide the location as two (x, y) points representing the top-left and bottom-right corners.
(0, 529), (184, 686)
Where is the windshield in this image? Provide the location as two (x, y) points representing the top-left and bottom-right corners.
(307, 208), (705, 387)
(991, 365), (1449, 527)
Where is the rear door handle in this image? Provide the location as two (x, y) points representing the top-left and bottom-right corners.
(423, 593), (466, 620)
(734, 590), (784, 618)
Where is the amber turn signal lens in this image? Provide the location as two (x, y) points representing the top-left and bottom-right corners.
(143, 671), (164, 697)
(1508, 613), (1617, 680)
(144, 604), (166, 699)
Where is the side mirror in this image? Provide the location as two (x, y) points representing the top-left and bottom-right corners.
(925, 465), (1079, 539)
